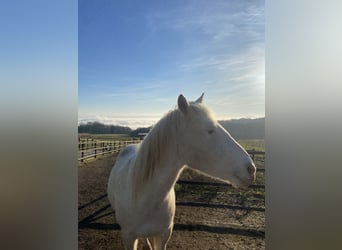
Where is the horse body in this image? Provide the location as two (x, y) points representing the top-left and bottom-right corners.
(108, 143), (181, 249)
(107, 94), (256, 250)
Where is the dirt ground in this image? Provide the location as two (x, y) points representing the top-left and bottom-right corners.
(78, 154), (265, 250)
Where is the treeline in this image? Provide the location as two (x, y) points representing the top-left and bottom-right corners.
(78, 117), (264, 139)
(78, 122), (132, 135)
(78, 122), (152, 138)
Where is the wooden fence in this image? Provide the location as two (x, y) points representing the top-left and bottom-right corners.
(78, 138), (265, 169)
(78, 138), (142, 161)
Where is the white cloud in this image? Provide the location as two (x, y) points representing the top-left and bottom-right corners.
(145, 0), (264, 44)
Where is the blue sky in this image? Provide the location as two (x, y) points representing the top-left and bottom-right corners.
(79, 0), (264, 128)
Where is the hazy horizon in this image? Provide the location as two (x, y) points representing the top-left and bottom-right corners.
(78, 114), (265, 129)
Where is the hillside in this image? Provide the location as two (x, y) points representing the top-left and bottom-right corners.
(219, 118), (265, 139)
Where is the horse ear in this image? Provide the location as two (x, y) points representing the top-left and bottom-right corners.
(178, 94), (189, 114)
(195, 92), (204, 103)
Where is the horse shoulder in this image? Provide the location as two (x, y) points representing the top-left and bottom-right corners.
(108, 144), (139, 198)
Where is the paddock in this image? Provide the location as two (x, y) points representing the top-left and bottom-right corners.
(78, 153), (265, 249)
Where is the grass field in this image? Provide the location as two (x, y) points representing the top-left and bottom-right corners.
(237, 139), (265, 152)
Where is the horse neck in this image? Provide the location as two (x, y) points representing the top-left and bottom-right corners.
(140, 140), (184, 202)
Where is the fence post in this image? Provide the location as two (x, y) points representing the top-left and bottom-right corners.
(81, 143), (84, 162)
(94, 141), (97, 158)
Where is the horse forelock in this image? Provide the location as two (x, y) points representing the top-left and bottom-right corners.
(189, 103), (215, 121)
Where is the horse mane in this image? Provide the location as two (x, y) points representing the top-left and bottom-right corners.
(132, 102), (214, 197)
(132, 107), (181, 197)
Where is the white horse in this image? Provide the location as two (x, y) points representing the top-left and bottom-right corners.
(107, 93), (256, 250)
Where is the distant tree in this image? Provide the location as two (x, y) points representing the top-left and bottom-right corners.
(78, 122), (132, 134)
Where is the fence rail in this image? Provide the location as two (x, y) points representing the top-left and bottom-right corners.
(78, 138), (265, 166)
(78, 139), (141, 161)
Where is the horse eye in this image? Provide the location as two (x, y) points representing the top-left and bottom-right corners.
(208, 129), (214, 134)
